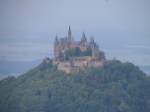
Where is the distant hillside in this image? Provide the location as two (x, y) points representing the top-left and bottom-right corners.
(0, 59), (150, 112)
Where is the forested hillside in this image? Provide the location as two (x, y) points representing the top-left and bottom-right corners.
(0, 59), (150, 112)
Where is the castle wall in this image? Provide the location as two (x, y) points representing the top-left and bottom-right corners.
(55, 56), (105, 74)
(57, 61), (80, 74)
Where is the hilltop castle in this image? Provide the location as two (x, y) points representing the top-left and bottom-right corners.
(53, 26), (106, 73)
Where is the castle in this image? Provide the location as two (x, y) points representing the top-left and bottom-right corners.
(53, 26), (106, 73)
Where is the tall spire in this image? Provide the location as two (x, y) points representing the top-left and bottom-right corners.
(68, 25), (72, 41)
(54, 35), (59, 45)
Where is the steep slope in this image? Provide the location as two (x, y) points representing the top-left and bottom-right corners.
(0, 59), (150, 112)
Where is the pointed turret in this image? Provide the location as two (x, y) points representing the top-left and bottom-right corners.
(81, 32), (87, 42)
(80, 32), (88, 49)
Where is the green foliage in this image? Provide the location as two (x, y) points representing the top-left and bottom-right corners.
(0, 59), (149, 112)
(62, 47), (92, 60)
(65, 47), (81, 59)
(80, 46), (92, 56)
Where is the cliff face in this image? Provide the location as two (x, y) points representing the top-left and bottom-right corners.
(0, 59), (150, 112)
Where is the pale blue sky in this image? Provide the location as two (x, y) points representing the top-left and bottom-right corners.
(0, 0), (150, 74)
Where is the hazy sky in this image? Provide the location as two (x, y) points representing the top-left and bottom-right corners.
(0, 0), (150, 73)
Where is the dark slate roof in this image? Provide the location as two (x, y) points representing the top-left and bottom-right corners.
(59, 37), (68, 44)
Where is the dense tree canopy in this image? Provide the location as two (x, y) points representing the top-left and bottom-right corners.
(0, 59), (150, 112)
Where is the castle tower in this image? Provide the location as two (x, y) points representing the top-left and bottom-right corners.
(54, 35), (60, 60)
(68, 26), (72, 41)
(67, 26), (73, 47)
(81, 32), (87, 43)
(89, 37), (98, 58)
(90, 37), (95, 49)
(80, 32), (88, 51)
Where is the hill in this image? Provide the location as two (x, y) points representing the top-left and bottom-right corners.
(0, 58), (150, 112)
